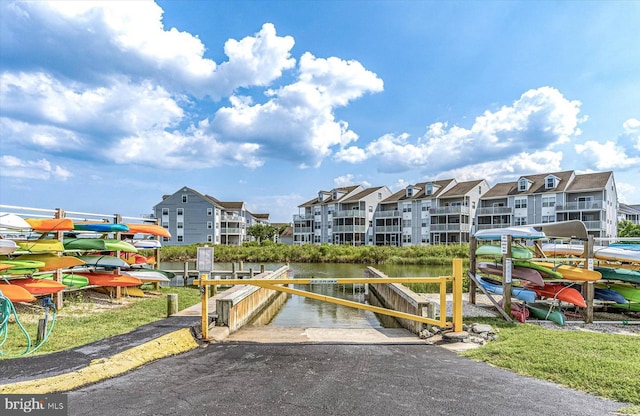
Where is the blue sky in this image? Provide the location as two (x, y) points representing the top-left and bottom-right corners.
(1, 1), (639, 223)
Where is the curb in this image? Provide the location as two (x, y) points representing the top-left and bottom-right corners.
(0, 328), (200, 394)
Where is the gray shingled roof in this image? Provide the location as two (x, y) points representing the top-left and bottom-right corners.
(342, 186), (386, 202)
(565, 171), (612, 191)
(439, 180), (484, 198)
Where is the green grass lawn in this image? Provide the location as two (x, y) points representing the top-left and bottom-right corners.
(1, 287), (201, 358)
(462, 318), (640, 408)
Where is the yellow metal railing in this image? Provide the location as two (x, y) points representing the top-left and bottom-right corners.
(197, 258), (464, 339)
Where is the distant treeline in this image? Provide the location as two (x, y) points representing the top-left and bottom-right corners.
(151, 242), (471, 265)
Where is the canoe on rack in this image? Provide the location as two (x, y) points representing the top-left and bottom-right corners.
(0, 212), (31, 230)
(477, 262), (544, 287)
(533, 262), (601, 282)
(526, 303), (566, 326)
(7, 277), (66, 295)
(524, 283), (586, 308)
(73, 271), (142, 287)
(73, 222), (130, 233)
(25, 218), (74, 232)
(476, 245), (533, 260)
(15, 239), (65, 253)
(123, 223), (171, 238)
(475, 275), (537, 303)
(15, 253), (85, 271)
(0, 284), (36, 303)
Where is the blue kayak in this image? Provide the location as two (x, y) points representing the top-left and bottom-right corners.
(74, 223), (130, 233)
(476, 275), (537, 303)
(594, 287), (627, 304)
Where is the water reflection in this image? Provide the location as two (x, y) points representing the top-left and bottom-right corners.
(160, 261), (450, 328)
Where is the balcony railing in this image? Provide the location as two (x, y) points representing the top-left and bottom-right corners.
(375, 210), (401, 218)
(583, 220), (605, 230)
(556, 201), (603, 211)
(333, 210), (366, 218)
(293, 227), (312, 234)
(293, 214), (314, 221)
(221, 214), (243, 221)
(476, 223), (512, 230)
(220, 227), (243, 234)
(476, 207), (513, 215)
(429, 223), (471, 232)
(429, 206), (470, 215)
(333, 225), (366, 232)
(374, 225), (401, 233)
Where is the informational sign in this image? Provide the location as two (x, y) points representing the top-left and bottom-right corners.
(587, 258), (594, 271)
(504, 258), (512, 283)
(197, 246), (214, 272)
(500, 235), (508, 255)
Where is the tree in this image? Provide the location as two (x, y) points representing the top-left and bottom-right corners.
(617, 220), (640, 237)
(247, 224), (277, 242)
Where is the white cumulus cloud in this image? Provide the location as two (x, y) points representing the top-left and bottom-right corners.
(0, 155), (72, 180)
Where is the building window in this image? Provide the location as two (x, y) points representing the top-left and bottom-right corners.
(177, 236), (183, 242)
(369, 206), (373, 213)
(546, 176), (556, 189)
(515, 217), (527, 226)
(378, 192), (382, 200)
(177, 222), (183, 229)
(542, 215), (554, 223)
(177, 208), (183, 216)
(162, 221), (169, 228)
(515, 198), (527, 209)
(162, 208), (169, 216)
(182, 194), (188, 203)
(163, 236), (169, 242)
(518, 179), (528, 192)
(207, 208), (213, 216)
(207, 221), (213, 229)
(207, 235), (213, 242)
(542, 196), (555, 208)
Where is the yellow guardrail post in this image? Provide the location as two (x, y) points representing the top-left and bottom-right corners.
(200, 273), (209, 340)
(452, 258), (463, 332)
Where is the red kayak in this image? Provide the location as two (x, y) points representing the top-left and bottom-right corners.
(8, 278), (66, 295)
(73, 272), (142, 287)
(0, 284), (37, 303)
(524, 283), (586, 308)
(499, 299), (530, 323)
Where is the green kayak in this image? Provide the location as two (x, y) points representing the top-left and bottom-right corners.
(476, 244), (533, 260)
(40, 273), (90, 288)
(595, 267), (640, 284)
(526, 302), (566, 326)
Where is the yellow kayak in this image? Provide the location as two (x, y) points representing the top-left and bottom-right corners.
(534, 262), (602, 282)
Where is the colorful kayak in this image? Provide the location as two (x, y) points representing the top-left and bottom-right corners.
(474, 226), (546, 240)
(103, 239), (137, 253)
(475, 275), (537, 303)
(76, 255), (129, 268)
(40, 273), (90, 288)
(0, 239), (19, 255)
(524, 283), (586, 308)
(595, 267), (640, 284)
(0, 260), (46, 275)
(130, 239), (162, 249)
(541, 243), (640, 264)
(123, 223), (171, 238)
(592, 287), (628, 304)
(499, 300), (530, 323)
(526, 302), (566, 326)
(476, 245), (533, 260)
(0, 263), (16, 272)
(64, 238), (108, 251)
(15, 253), (85, 271)
(0, 212), (31, 230)
(25, 218), (74, 232)
(0, 284), (36, 303)
(595, 283), (640, 304)
(533, 262), (602, 282)
(15, 239), (65, 253)
(513, 260), (563, 280)
(608, 243), (640, 251)
(121, 269), (171, 283)
(74, 272), (142, 287)
(477, 262), (544, 287)
(7, 277), (66, 295)
(73, 222), (130, 233)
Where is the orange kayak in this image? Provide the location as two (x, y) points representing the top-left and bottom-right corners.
(524, 283), (587, 308)
(15, 253), (85, 271)
(123, 223), (171, 238)
(73, 272), (142, 287)
(0, 284), (37, 303)
(8, 278), (66, 295)
(25, 218), (74, 232)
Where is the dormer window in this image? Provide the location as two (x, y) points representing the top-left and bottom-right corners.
(426, 184), (433, 195)
(518, 178), (530, 192)
(406, 187), (413, 197)
(545, 175), (558, 189)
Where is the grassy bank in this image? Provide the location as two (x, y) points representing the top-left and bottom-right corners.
(153, 242), (471, 265)
(0, 287), (200, 358)
(462, 318), (640, 408)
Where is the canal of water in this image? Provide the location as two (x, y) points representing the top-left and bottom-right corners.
(161, 261), (452, 329)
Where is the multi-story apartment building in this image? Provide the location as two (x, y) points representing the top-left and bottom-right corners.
(476, 170), (617, 238)
(153, 186), (269, 246)
(293, 185), (393, 245)
(618, 203), (640, 225)
(373, 179), (488, 246)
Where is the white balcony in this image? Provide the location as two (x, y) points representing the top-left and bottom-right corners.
(376, 210), (401, 218)
(333, 225), (366, 232)
(430, 206), (470, 215)
(556, 201), (603, 211)
(375, 225), (401, 233)
(430, 223), (471, 232)
(476, 207), (513, 215)
(333, 210), (366, 218)
(293, 214), (315, 221)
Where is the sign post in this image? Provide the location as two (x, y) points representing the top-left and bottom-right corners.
(197, 246), (214, 339)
